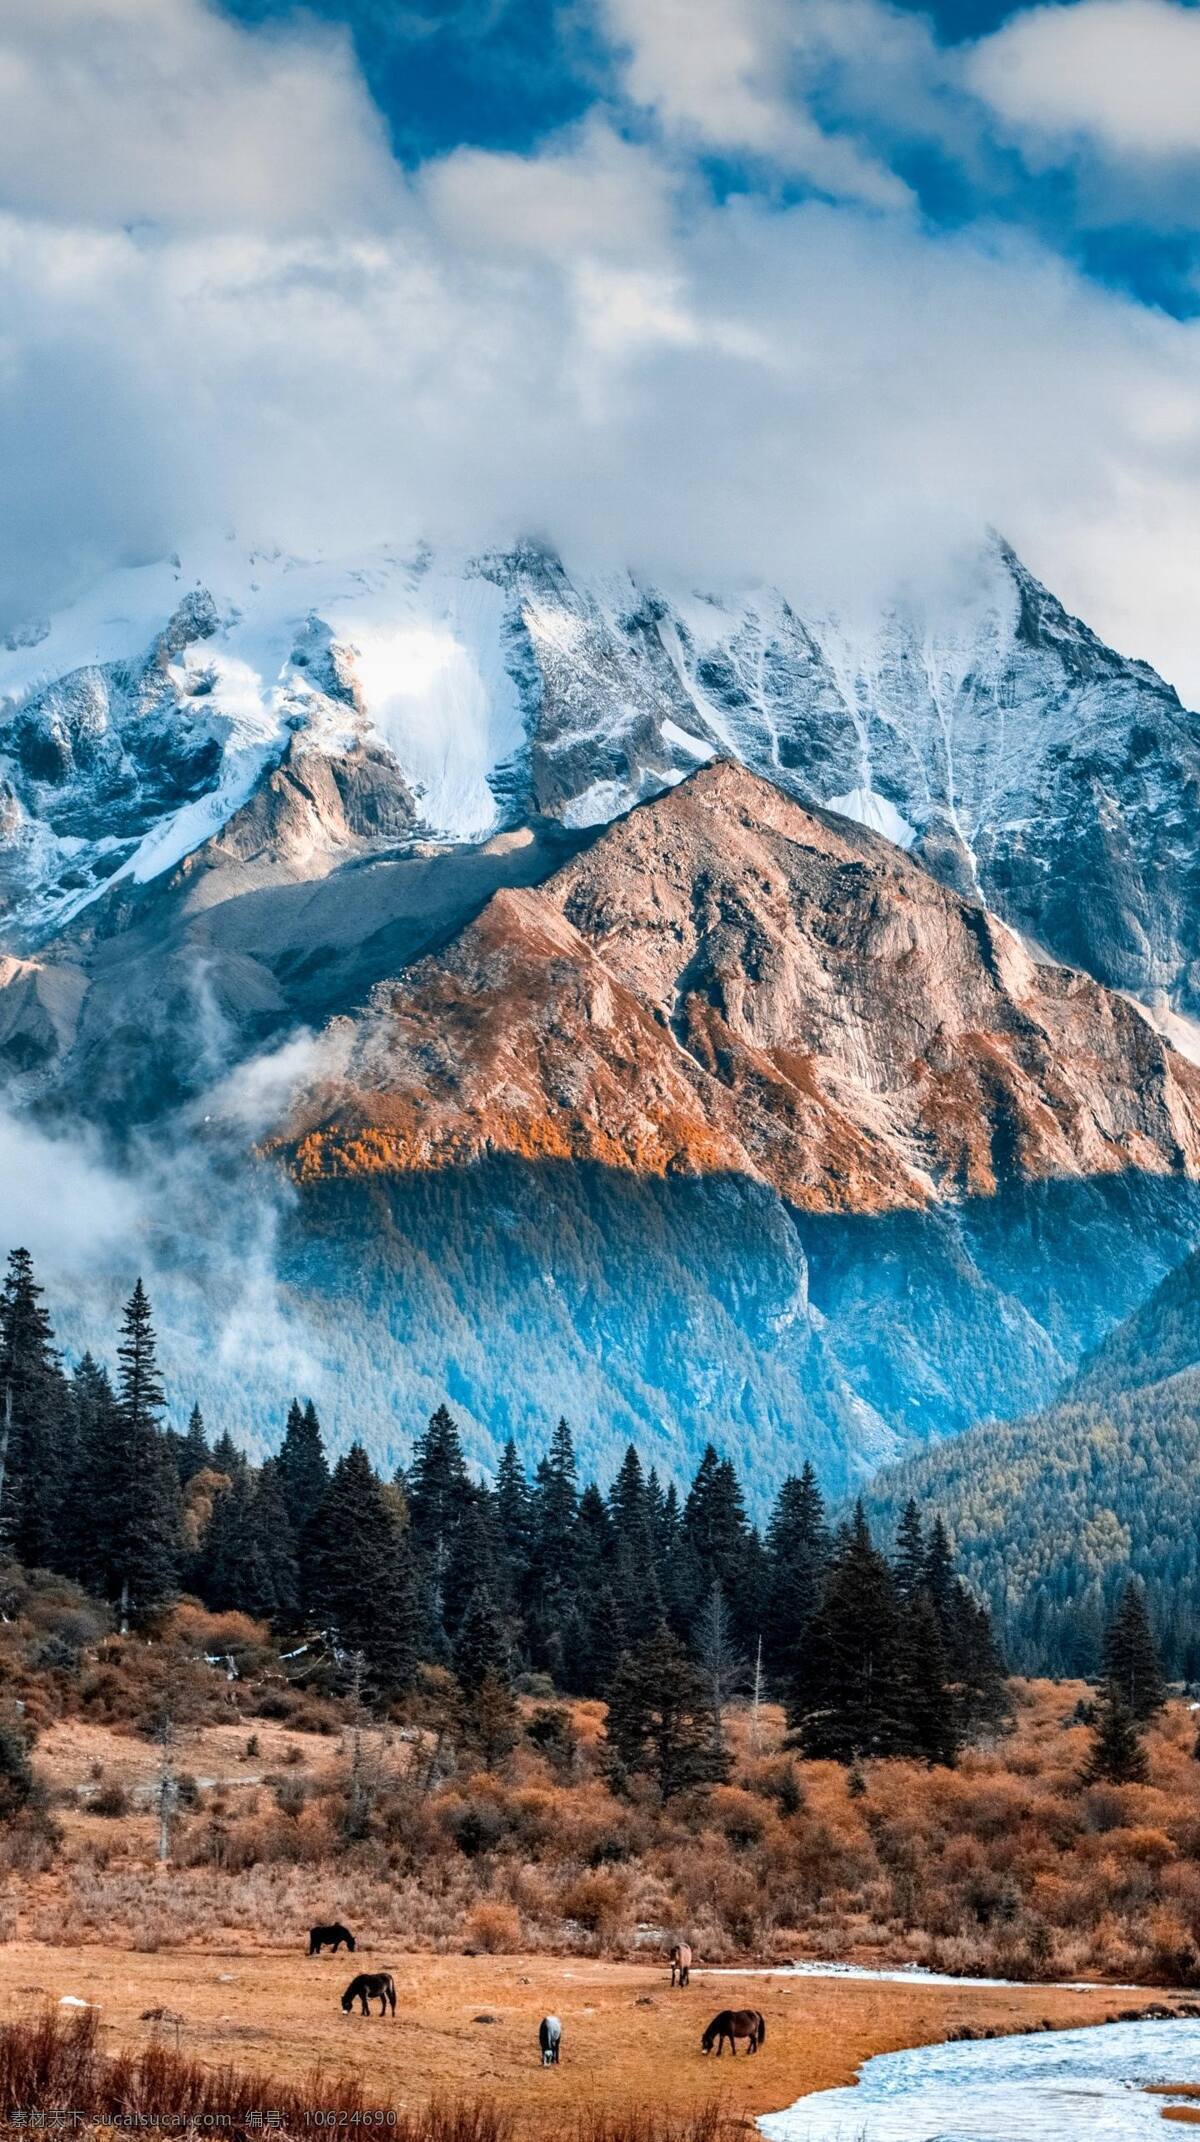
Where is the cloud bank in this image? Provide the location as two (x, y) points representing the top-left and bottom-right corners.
(1, 0), (1200, 697)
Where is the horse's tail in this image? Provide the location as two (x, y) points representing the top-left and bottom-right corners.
(347, 1933), (356, 1952)
(757, 2013), (766, 2044)
(386, 1976), (396, 2013)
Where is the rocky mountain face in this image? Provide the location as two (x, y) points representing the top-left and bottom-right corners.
(280, 762), (1200, 1211)
(5, 536), (1200, 1011)
(4, 538), (1200, 1494)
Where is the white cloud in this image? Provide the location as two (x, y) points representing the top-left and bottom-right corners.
(598, 0), (913, 208)
(1, 0), (1200, 699)
(969, 0), (1200, 160)
(0, 0), (398, 233)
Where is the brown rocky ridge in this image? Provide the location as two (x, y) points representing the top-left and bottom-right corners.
(276, 761), (1200, 1215)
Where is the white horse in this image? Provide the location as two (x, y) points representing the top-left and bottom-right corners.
(539, 2014), (562, 2065)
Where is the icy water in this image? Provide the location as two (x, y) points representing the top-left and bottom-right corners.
(759, 2015), (1200, 2140)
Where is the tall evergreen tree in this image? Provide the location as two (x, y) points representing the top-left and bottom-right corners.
(1104, 1582), (1166, 1722)
(1083, 1686), (1149, 1785)
(0, 1248), (70, 1571)
(93, 1281), (181, 1628)
(683, 1447), (750, 1603)
(494, 1439), (532, 1588)
(893, 1499), (926, 1603)
(405, 1404), (470, 1631)
(178, 1404), (211, 1485)
(278, 1398), (329, 1533)
(454, 1585), (511, 1692)
(765, 1463), (828, 1695)
(899, 1592), (959, 1765)
(791, 1505), (907, 1762)
(604, 1625), (729, 1799)
(308, 1445), (420, 1697)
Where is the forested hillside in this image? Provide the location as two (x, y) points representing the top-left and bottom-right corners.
(1072, 1245), (1200, 1402)
(865, 1369), (1200, 1676)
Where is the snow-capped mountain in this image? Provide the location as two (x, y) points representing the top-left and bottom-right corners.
(4, 535), (1200, 1018)
(5, 532), (1200, 1496)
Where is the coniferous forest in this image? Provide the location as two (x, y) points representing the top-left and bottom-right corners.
(0, 1246), (1005, 1767)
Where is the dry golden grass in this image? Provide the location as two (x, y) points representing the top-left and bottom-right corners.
(0, 1941), (1140, 2133)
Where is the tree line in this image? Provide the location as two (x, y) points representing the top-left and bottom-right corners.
(0, 1247), (1005, 1775)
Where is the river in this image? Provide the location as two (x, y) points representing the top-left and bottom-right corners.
(759, 2013), (1200, 2139)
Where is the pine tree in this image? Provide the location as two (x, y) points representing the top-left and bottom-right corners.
(308, 1445), (420, 1697)
(570, 1582), (626, 1698)
(0, 1248), (70, 1571)
(1103, 1582), (1166, 1722)
(62, 1354), (116, 1585)
(893, 1499), (926, 1603)
(1083, 1686), (1149, 1785)
(494, 1439), (532, 1588)
(527, 1419), (581, 1678)
(683, 1447), (749, 1602)
(178, 1404), (211, 1485)
(791, 1505), (907, 1762)
(454, 1585), (510, 1692)
(899, 1592), (959, 1765)
(406, 1404), (470, 1630)
(211, 1430), (244, 1480)
(604, 1625), (729, 1800)
(95, 1281), (181, 1629)
(278, 1398), (329, 1533)
(765, 1463), (828, 1695)
(444, 1487), (505, 1631)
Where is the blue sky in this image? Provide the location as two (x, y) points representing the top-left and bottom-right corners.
(2, 0), (1199, 698)
(220, 0), (1200, 315)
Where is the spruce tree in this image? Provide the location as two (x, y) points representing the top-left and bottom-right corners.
(178, 1404), (211, 1485)
(791, 1505), (907, 1762)
(278, 1398), (329, 1533)
(61, 1354), (114, 1581)
(893, 1500), (926, 1603)
(765, 1464), (828, 1694)
(406, 1404), (470, 1632)
(454, 1585), (510, 1692)
(899, 1592), (959, 1766)
(1083, 1686), (1149, 1785)
(604, 1625), (729, 1800)
(0, 1248), (70, 1571)
(308, 1445), (420, 1697)
(683, 1447), (749, 1602)
(1103, 1582), (1166, 1722)
(96, 1281), (181, 1629)
(494, 1439), (532, 1588)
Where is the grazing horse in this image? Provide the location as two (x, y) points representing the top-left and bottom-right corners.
(309, 1922), (356, 1955)
(701, 2009), (765, 2057)
(341, 1973), (396, 2017)
(539, 2015), (562, 2066)
(670, 1942), (692, 1988)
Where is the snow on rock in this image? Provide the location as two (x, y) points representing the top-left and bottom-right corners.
(825, 787), (915, 850)
(5, 532), (1200, 1016)
(759, 2015), (1200, 2140)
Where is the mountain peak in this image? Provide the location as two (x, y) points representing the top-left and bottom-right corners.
(278, 762), (1200, 1214)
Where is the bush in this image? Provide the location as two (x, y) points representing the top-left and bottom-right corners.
(91, 1779), (131, 1818)
(0, 1720), (34, 1817)
(465, 1901), (520, 1953)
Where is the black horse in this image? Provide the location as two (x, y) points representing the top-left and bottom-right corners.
(701, 2009), (765, 2056)
(310, 1922), (356, 1955)
(342, 1972), (396, 2016)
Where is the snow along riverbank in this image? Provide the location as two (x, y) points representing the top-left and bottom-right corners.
(758, 2014), (1200, 2139)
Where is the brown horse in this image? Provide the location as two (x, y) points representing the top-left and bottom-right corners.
(341, 1973), (396, 2016)
(670, 1942), (692, 1988)
(701, 2009), (765, 2056)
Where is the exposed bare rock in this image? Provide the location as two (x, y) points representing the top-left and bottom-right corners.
(281, 762), (1200, 1214)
